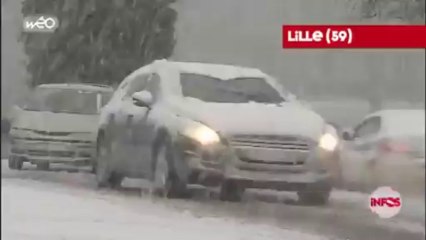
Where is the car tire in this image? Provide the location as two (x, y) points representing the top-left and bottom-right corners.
(219, 180), (245, 202)
(96, 136), (123, 189)
(8, 155), (22, 170)
(152, 137), (187, 198)
(36, 162), (50, 171)
(90, 161), (97, 174)
(297, 189), (331, 206)
(15, 158), (23, 170)
(109, 172), (124, 189)
(8, 155), (16, 169)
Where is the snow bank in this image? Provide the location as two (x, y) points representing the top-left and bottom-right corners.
(2, 179), (330, 240)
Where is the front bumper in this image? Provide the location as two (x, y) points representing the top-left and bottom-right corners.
(224, 167), (331, 191)
(9, 138), (95, 165)
(179, 139), (334, 190)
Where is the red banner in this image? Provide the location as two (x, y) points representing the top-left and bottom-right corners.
(282, 25), (426, 49)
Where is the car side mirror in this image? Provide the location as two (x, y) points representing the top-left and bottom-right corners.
(132, 90), (153, 108)
(341, 129), (354, 141)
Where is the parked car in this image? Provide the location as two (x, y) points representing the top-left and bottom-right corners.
(95, 60), (339, 204)
(8, 83), (113, 170)
(340, 109), (425, 195)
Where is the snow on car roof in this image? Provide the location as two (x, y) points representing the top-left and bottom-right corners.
(37, 83), (114, 92)
(126, 60), (286, 98)
(160, 60), (268, 80)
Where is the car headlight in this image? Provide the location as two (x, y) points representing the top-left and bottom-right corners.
(318, 124), (338, 152)
(182, 124), (220, 145)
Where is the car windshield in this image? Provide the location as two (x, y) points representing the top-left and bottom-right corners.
(22, 87), (111, 114)
(180, 73), (285, 103)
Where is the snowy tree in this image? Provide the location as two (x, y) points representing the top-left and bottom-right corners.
(361, 0), (425, 23)
(20, 0), (177, 87)
(356, 0), (425, 111)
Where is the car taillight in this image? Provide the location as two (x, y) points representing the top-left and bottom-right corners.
(380, 140), (410, 153)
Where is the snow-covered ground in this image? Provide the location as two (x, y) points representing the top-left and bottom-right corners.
(2, 178), (330, 240)
(2, 160), (425, 240)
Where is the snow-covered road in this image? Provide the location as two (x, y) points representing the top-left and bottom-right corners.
(2, 161), (425, 240)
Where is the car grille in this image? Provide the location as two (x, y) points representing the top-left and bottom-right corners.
(239, 158), (305, 165)
(31, 130), (72, 136)
(13, 137), (92, 144)
(27, 150), (75, 158)
(229, 134), (313, 171)
(12, 127), (72, 136)
(229, 134), (311, 151)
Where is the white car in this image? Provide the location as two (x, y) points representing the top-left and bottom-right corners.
(8, 83), (113, 170)
(340, 109), (425, 195)
(95, 60), (339, 204)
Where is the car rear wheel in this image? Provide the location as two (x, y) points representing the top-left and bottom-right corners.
(8, 156), (15, 169)
(151, 139), (187, 198)
(8, 155), (23, 170)
(220, 180), (245, 202)
(90, 161), (97, 174)
(96, 136), (123, 189)
(297, 189), (331, 206)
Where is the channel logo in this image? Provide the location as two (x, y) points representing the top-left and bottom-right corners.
(369, 186), (402, 219)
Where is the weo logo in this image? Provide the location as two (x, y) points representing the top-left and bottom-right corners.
(23, 15), (59, 33)
(369, 186), (402, 219)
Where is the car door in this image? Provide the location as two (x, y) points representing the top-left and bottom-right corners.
(341, 116), (382, 189)
(352, 116), (382, 158)
(114, 73), (152, 176)
(129, 73), (163, 180)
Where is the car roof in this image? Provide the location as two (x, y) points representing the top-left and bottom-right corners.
(123, 60), (284, 97)
(36, 83), (114, 92)
(148, 60), (268, 80)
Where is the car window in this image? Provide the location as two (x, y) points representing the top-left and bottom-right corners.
(22, 88), (106, 115)
(180, 73), (284, 103)
(125, 74), (151, 97)
(354, 116), (381, 138)
(101, 91), (113, 106)
(117, 77), (130, 90)
(145, 73), (161, 102)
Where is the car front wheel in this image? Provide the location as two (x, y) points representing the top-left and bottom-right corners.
(151, 138), (187, 198)
(8, 155), (23, 170)
(96, 136), (123, 189)
(297, 183), (332, 205)
(297, 191), (330, 205)
(220, 180), (245, 202)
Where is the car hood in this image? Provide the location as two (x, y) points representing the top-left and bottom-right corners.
(170, 99), (325, 140)
(12, 110), (99, 133)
